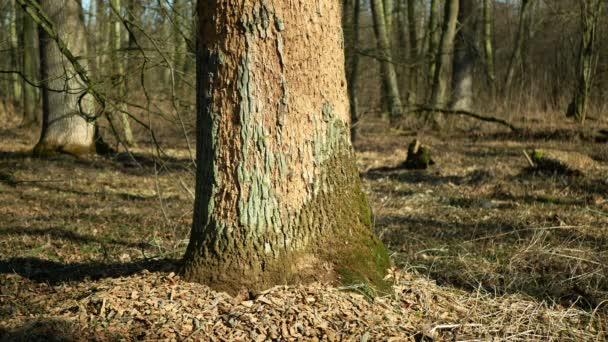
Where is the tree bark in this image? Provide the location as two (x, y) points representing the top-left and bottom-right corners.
(429, 0), (459, 122)
(182, 1), (389, 294)
(449, 0), (477, 111)
(566, 0), (603, 123)
(34, 0), (96, 156)
(371, 0), (404, 120)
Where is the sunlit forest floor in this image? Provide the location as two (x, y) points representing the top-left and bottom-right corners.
(1, 112), (607, 340)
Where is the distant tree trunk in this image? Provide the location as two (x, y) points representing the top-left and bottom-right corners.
(371, 0), (404, 120)
(20, 4), (38, 126)
(482, 0), (495, 91)
(181, 1), (388, 294)
(126, 0), (142, 92)
(426, 0), (440, 99)
(110, 0), (134, 146)
(406, 0), (419, 106)
(95, 0), (107, 75)
(34, 0), (96, 156)
(383, 0), (394, 43)
(10, 0), (23, 106)
(429, 0), (459, 123)
(566, 0), (604, 123)
(343, 0), (362, 142)
(504, 0), (531, 96)
(449, 0), (477, 111)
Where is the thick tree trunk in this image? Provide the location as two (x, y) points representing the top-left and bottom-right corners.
(371, 0), (404, 120)
(449, 0), (477, 111)
(429, 0), (459, 122)
(182, 1), (389, 294)
(21, 3), (38, 126)
(566, 0), (603, 123)
(34, 0), (96, 156)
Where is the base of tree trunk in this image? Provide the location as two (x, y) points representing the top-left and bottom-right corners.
(181, 153), (390, 295)
(33, 141), (96, 158)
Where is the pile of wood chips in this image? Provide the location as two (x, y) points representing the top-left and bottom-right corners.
(1, 268), (605, 341)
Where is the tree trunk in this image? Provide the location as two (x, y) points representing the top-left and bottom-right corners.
(482, 0), (495, 91)
(10, 0), (23, 107)
(20, 3), (38, 126)
(383, 0), (394, 44)
(429, 0), (459, 122)
(181, 1), (389, 294)
(426, 0), (440, 99)
(110, 0), (134, 146)
(449, 0), (477, 111)
(504, 0), (531, 96)
(371, 0), (404, 120)
(406, 0), (418, 106)
(566, 0), (603, 123)
(343, 0), (362, 142)
(34, 0), (96, 157)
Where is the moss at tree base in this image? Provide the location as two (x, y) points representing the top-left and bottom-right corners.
(181, 151), (391, 296)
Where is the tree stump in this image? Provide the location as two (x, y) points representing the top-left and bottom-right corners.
(402, 139), (435, 169)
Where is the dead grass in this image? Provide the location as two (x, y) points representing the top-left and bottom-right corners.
(1, 114), (607, 340)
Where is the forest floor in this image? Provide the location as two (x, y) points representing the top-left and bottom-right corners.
(0, 112), (607, 341)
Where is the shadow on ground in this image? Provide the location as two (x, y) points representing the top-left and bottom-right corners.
(0, 257), (178, 284)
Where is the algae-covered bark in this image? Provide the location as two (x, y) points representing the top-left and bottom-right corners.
(182, 1), (389, 294)
(34, 0), (96, 157)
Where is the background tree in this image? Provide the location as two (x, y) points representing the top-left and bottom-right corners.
(449, 0), (478, 111)
(181, 1), (389, 294)
(429, 0), (459, 123)
(566, 0), (604, 123)
(371, 0), (404, 120)
(33, 0), (96, 156)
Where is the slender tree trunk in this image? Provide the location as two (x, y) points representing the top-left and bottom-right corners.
(504, 0), (531, 95)
(343, 0), (362, 142)
(429, 0), (459, 123)
(34, 0), (96, 156)
(95, 0), (108, 76)
(383, 0), (394, 44)
(406, 0), (418, 106)
(482, 0), (495, 91)
(111, 0), (134, 146)
(371, 0), (404, 120)
(173, 0), (185, 77)
(566, 0), (603, 123)
(426, 0), (440, 99)
(449, 0), (477, 111)
(182, 1), (388, 294)
(20, 3), (38, 126)
(10, 0), (23, 106)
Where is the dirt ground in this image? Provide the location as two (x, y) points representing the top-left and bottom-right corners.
(0, 112), (607, 341)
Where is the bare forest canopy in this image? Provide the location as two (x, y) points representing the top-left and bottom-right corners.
(0, 0), (607, 141)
